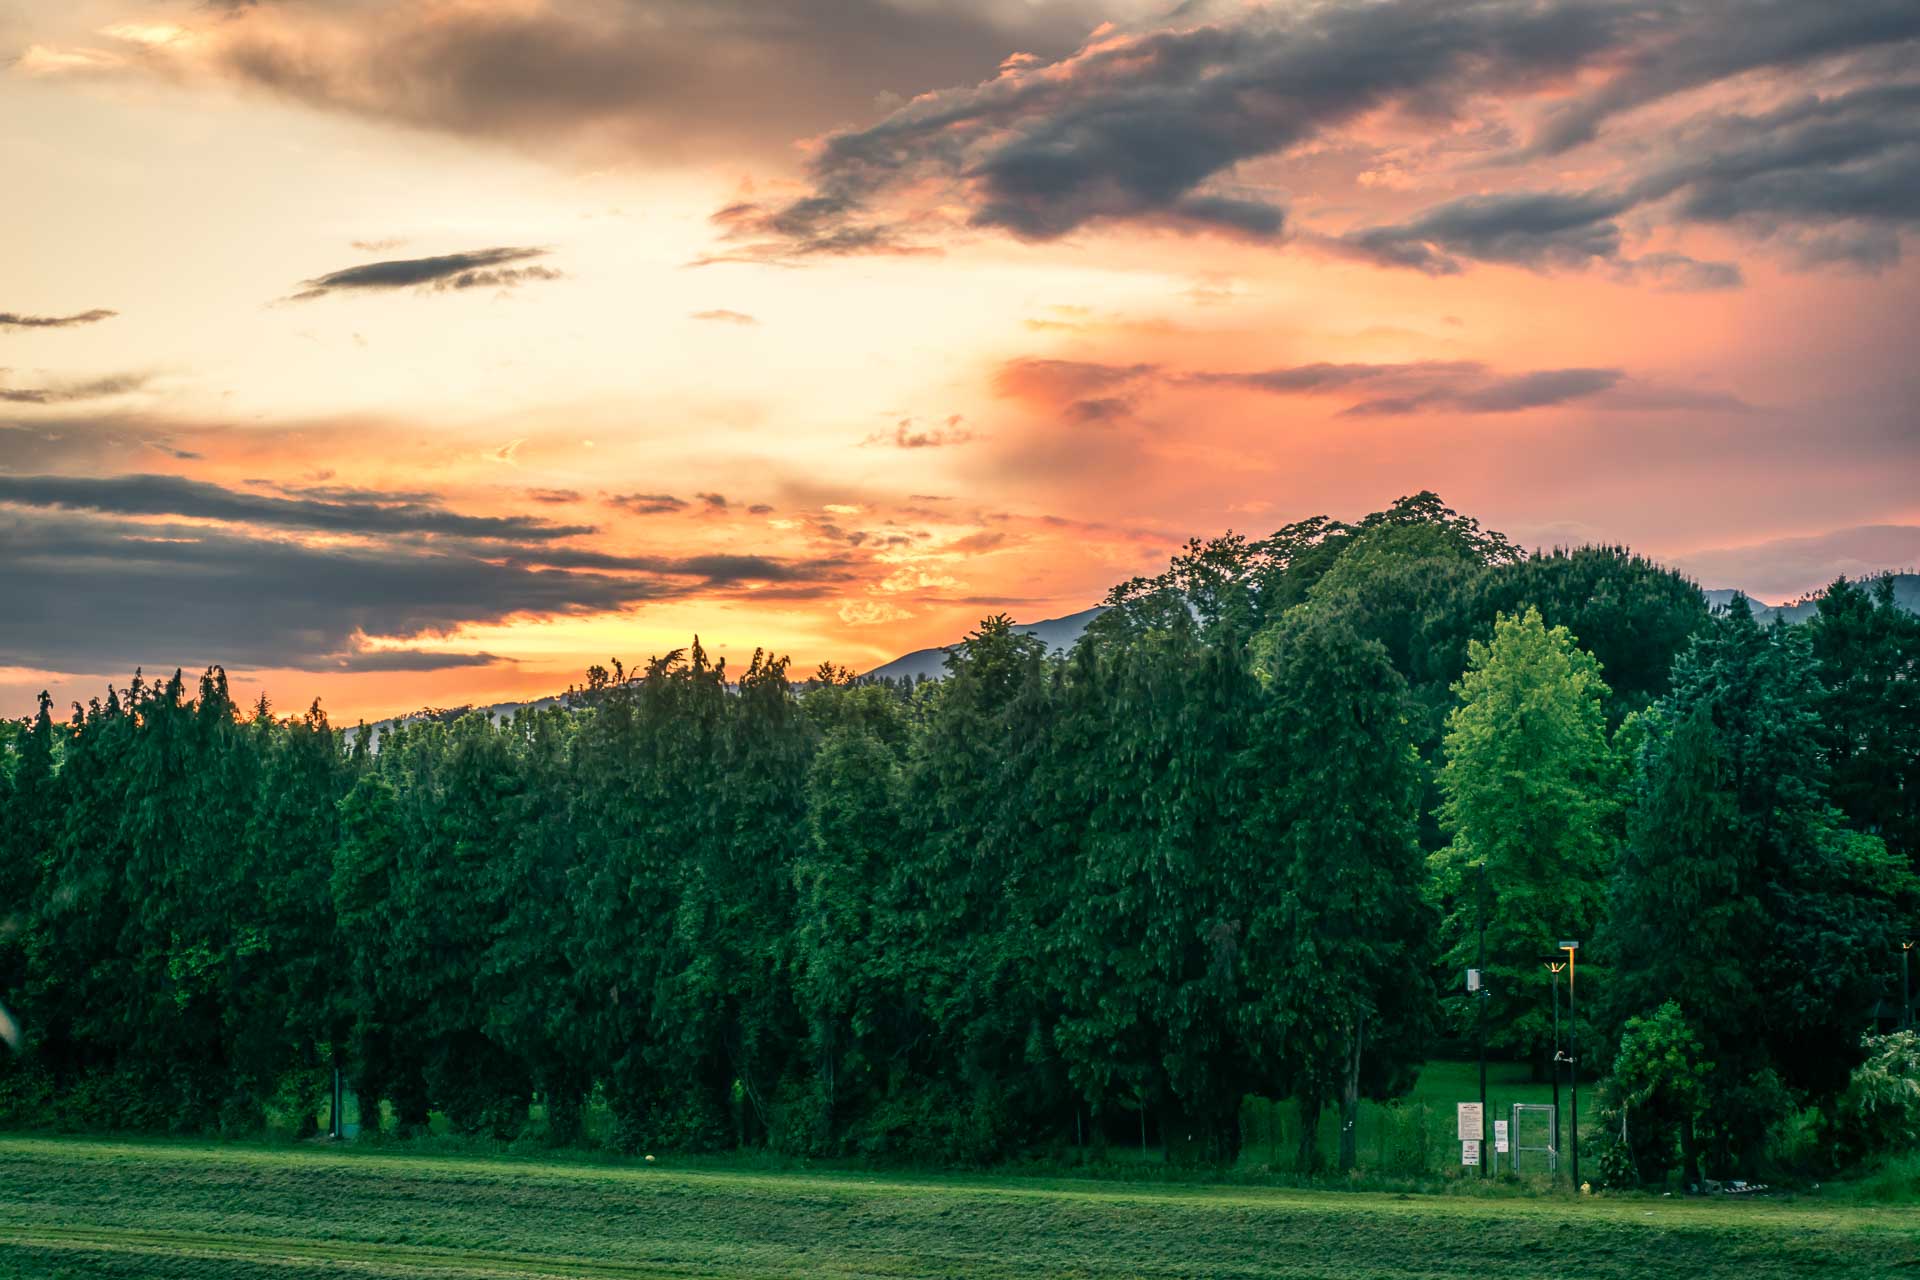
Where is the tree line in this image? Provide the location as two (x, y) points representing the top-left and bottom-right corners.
(1, 493), (1914, 1178)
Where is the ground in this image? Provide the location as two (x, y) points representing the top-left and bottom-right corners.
(2, 1137), (1915, 1279)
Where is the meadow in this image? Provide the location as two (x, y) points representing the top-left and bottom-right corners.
(3, 1135), (1916, 1280)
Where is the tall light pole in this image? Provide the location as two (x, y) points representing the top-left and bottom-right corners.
(1560, 940), (1581, 1189)
(1903, 941), (1913, 1031)
(1546, 959), (1566, 1179)
(1476, 863), (1489, 1178)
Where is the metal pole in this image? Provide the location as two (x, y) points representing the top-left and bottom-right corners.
(1567, 945), (1580, 1190)
(1549, 963), (1562, 1180)
(1477, 863), (1488, 1178)
(1903, 943), (1913, 1031)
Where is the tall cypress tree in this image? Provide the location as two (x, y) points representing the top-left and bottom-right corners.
(1247, 607), (1431, 1172)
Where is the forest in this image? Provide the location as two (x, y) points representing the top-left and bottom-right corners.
(1, 493), (1915, 1188)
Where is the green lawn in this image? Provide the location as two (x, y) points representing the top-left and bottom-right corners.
(2, 1137), (1916, 1279)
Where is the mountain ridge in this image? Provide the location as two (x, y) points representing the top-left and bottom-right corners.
(360, 574), (1919, 739)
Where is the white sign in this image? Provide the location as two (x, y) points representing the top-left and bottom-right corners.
(1462, 1140), (1481, 1166)
(1494, 1120), (1510, 1153)
(1456, 1102), (1484, 1141)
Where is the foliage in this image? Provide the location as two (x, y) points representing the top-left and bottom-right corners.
(1607, 1001), (1712, 1184)
(0, 493), (1910, 1186)
(1603, 600), (1917, 1177)
(1433, 608), (1617, 1063)
(1837, 1031), (1920, 1162)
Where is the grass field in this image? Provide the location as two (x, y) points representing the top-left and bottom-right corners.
(3, 1138), (1917, 1279)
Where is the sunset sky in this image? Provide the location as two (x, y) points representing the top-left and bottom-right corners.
(2, 0), (1916, 721)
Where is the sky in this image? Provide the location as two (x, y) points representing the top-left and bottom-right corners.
(1, 0), (1916, 722)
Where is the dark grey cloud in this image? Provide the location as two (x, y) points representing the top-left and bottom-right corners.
(0, 372), (153, 405)
(715, 0), (1638, 259)
(525, 487), (582, 504)
(1528, 0), (1920, 155)
(0, 499), (854, 676)
(198, 0), (1114, 165)
(0, 510), (680, 673)
(0, 309), (117, 329)
(696, 491), (730, 511)
(323, 649), (506, 674)
(1351, 81), (1920, 275)
(1343, 191), (1630, 274)
(714, 0), (1916, 271)
(0, 473), (595, 541)
(289, 247), (559, 300)
(510, 546), (854, 585)
(608, 492), (688, 515)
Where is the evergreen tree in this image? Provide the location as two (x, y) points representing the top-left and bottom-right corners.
(1247, 608), (1431, 1171)
(1606, 601), (1915, 1174)
(1808, 576), (1920, 869)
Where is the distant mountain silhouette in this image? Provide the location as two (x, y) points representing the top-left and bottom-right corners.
(861, 606), (1109, 682)
(358, 575), (1919, 735)
(1703, 574), (1919, 625)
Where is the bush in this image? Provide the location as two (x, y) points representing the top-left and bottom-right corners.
(1836, 1031), (1920, 1163)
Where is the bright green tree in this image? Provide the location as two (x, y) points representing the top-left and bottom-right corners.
(1433, 608), (1618, 1066)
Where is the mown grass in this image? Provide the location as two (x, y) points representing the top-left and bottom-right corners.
(2, 1137), (1916, 1279)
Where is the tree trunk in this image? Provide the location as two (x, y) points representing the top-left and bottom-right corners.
(1338, 1014), (1367, 1173)
(1296, 1092), (1324, 1174)
(1680, 1114), (1702, 1188)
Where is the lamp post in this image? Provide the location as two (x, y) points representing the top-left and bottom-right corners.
(1903, 941), (1913, 1031)
(1559, 940), (1581, 1189)
(1546, 959), (1566, 1179)
(1476, 863), (1488, 1179)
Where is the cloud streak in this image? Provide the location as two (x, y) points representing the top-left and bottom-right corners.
(1002, 356), (1749, 418)
(289, 247), (559, 300)
(0, 474), (596, 541)
(0, 308), (117, 329)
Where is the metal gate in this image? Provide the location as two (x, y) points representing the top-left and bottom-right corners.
(1510, 1102), (1557, 1175)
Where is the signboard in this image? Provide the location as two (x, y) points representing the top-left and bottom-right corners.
(1457, 1102), (1484, 1141)
(1466, 968), (1482, 992)
(1461, 1140), (1481, 1167)
(1558, 939), (1581, 950)
(1494, 1120), (1510, 1153)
